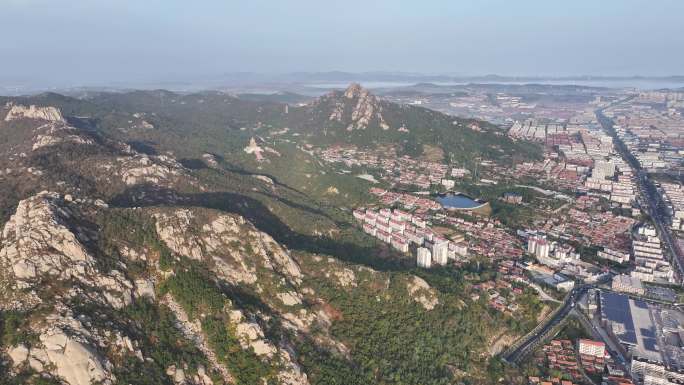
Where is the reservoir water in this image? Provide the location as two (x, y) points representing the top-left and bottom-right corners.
(436, 193), (484, 209)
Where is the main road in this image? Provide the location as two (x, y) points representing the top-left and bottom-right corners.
(595, 107), (684, 283)
(502, 285), (590, 364)
(502, 98), (684, 365)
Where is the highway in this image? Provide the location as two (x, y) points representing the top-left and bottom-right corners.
(595, 108), (684, 283)
(502, 285), (589, 364)
(501, 99), (684, 366)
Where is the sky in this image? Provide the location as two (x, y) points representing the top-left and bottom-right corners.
(1, 0), (684, 87)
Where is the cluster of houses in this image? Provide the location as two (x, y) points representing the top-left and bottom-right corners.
(530, 337), (632, 385)
(537, 339), (584, 383)
(470, 278), (523, 313)
(660, 182), (684, 231)
(316, 145), (453, 189)
(352, 207), (467, 268)
(443, 216), (525, 260)
(369, 188), (442, 213)
(605, 92), (684, 172)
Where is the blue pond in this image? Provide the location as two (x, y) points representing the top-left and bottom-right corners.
(436, 193), (483, 209)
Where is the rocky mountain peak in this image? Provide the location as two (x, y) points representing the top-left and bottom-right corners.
(3, 103), (65, 123)
(318, 83), (390, 131)
(343, 83), (369, 99)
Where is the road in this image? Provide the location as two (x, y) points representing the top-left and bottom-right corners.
(502, 285), (589, 364)
(573, 304), (629, 368)
(528, 282), (562, 303)
(595, 107), (684, 283)
(501, 97), (684, 366)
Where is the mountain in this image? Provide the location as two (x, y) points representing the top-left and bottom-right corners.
(282, 83), (540, 161)
(0, 87), (542, 385)
(310, 83), (391, 131)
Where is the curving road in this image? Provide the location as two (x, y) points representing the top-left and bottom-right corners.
(502, 285), (589, 364)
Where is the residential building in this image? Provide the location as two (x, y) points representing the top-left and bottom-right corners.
(578, 339), (606, 358)
(430, 238), (449, 265)
(417, 247), (432, 268)
(612, 275), (645, 296)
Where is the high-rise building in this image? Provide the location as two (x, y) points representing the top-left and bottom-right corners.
(417, 247), (432, 268)
(430, 238), (449, 266)
(527, 234), (550, 259)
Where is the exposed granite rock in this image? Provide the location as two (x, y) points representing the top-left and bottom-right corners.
(32, 123), (94, 151)
(202, 153), (219, 168)
(4, 103), (65, 122)
(118, 154), (184, 186)
(162, 294), (234, 384)
(406, 276), (439, 311)
(0, 191), (133, 310)
(320, 83), (390, 131)
(8, 312), (113, 385)
(0, 192), (143, 384)
(154, 209), (302, 286)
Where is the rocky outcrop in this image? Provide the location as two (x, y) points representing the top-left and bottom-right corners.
(226, 308), (308, 385)
(0, 191), (133, 310)
(164, 290), (309, 385)
(202, 153), (219, 168)
(323, 263), (357, 288)
(162, 295), (234, 384)
(244, 137), (281, 162)
(153, 208), (326, 385)
(117, 154), (184, 186)
(32, 123), (94, 150)
(319, 83), (390, 131)
(9, 313), (112, 385)
(406, 276), (439, 311)
(4, 103), (65, 122)
(0, 192), (142, 384)
(154, 209), (302, 286)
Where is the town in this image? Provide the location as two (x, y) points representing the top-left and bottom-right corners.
(316, 87), (684, 385)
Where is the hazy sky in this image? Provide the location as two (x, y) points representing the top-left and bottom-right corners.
(2, 0), (683, 86)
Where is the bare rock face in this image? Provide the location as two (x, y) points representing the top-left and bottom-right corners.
(33, 317), (110, 385)
(0, 192), (130, 309)
(0, 192), (136, 384)
(9, 321), (111, 385)
(32, 123), (94, 151)
(4, 103), (66, 122)
(321, 83), (390, 131)
(406, 276), (439, 311)
(153, 208), (323, 385)
(154, 209), (302, 286)
(117, 154), (184, 186)
(244, 137), (281, 162)
(162, 295), (234, 384)
(202, 153), (219, 168)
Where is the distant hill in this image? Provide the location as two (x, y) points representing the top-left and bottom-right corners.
(236, 91), (312, 104)
(281, 83), (541, 162)
(1, 84), (541, 166)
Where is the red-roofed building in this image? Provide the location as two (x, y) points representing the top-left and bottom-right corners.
(578, 339), (605, 358)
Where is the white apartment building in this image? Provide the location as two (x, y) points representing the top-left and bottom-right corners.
(430, 238), (449, 266)
(598, 247), (631, 264)
(417, 247), (432, 268)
